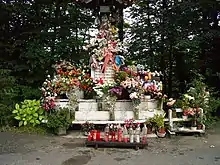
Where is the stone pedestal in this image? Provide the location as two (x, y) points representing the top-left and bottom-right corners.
(54, 99), (164, 121)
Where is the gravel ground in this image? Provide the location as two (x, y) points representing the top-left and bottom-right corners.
(0, 126), (220, 165)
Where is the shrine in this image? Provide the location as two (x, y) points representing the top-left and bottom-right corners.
(38, 0), (206, 139)
(48, 0), (165, 126)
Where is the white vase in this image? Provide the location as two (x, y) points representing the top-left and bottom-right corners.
(156, 132), (166, 138)
(145, 95), (151, 100)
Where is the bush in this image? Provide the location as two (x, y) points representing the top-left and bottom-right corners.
(12, 100), (45, 127)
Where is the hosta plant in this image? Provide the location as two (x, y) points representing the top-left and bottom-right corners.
(12, 100), (45, 127)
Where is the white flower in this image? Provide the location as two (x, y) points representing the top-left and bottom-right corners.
(129, 92), (138, 99)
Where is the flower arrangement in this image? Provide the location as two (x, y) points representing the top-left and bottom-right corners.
(93, 81), (116, 98)
(124, 119), (140, 129)
(81, 121), (95, 133)
(41, 61), (95, 111)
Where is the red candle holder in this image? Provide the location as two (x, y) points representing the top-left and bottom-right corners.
(111, 131), (116, 142)
(123, 136), (128, 143)
(87, 132), (92, 141)
(142, 136), (146, 144)
(117, 130), (122, 142)
(93, 130), (97, 141)
(96, 130), (101, 141)
(104, 133), (109, 142)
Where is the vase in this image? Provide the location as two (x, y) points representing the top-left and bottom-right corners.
(197, 124), (203, 130)
(145, 95), (151, 100)
(156, 132), (166, 138)
(182, 115), (188, 120)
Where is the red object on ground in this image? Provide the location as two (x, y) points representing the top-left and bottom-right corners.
(123, 137), (128, 143)
(142, 136), (146, 144)
(117, 129), (122, 142)
(87, 132), (92, 141)
(96, 131), (101, 141)
(93, 130), (97, 141)
(111, 132), (116, 142)
(104, 133), (109, 142)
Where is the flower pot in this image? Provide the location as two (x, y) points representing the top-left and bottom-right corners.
(145, 95), (151, 100)
(156, 131), (166, 138)
(157, 128), (166, 138)
(182, 115), (188, 120)
(197, 124), (203, 130)
(191, 127), (197, 131)
(55, 127), (67, 135)
(147, 127), (153, 134)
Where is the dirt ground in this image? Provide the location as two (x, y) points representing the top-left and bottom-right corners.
(0, 125), (220, 165)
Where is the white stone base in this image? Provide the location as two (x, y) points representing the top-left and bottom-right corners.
(55, 99), (164, 121)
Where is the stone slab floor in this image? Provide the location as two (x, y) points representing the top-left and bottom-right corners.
(0, 125), (220, 165)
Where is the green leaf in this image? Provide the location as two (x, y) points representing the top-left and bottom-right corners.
(39, 109), (44, 115)
(15, 103), (19, 110)
(19, 121), (23, 127)
(36, 120), (40, 124)
(30, 119), (34, 123)
(24, 121), (27, 126)
(34, 113), (38, 117)
(12, 110), (18, 114)
(14, 116), (21, 120)
(39, 116), (44, 121)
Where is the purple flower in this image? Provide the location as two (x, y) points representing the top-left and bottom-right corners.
(109, 86), (123, 96)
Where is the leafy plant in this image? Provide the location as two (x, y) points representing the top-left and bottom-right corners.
(81, 121), (95, 133)
(153, 114), (165, 129)
(186, 76), (220, 127)
(12, 100), (45, 127)
(46, 107), (72, 130)
(114, 71), (128, 85)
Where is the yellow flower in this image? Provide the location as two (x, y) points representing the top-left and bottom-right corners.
(111, 25), (117, 34)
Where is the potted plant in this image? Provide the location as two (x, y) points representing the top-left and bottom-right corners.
(145, 117), (155, 134)
(81, 121), (95, 136)
(46, 107), (72, 135)
(154, 114), (166, 138)
(197, 116), (203, 130)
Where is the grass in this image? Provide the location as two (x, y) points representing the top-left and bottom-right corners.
(0, 125), (49, 135)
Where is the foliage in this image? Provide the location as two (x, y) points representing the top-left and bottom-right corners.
(46, 108), (72, 130)
(153, 114), (165, 129)
(81, 122), (95, 133)
(129, 0), (220, 97)
(114, 71), (128, 85)
(0, 125), (48, 135)
(93, 82), (116, 98)
(178, 76), (220, 126)
(12, 100), (45, 127)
